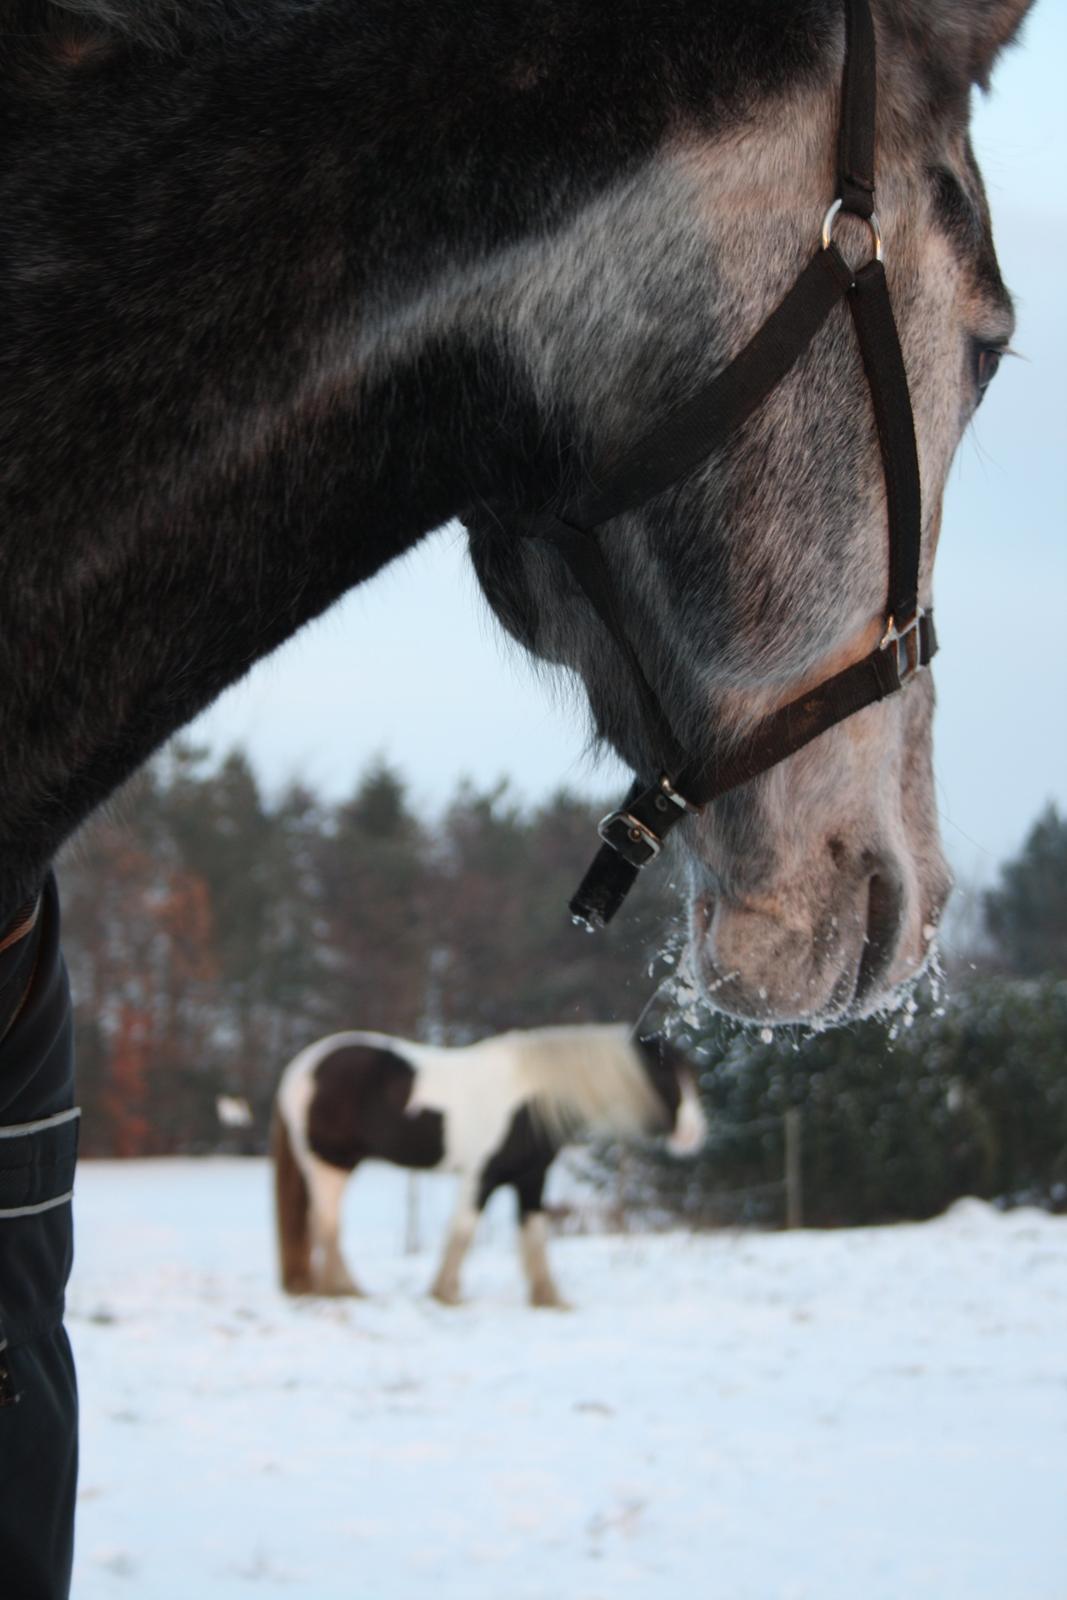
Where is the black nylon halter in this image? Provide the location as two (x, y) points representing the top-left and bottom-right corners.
(513, 0), (933, 929)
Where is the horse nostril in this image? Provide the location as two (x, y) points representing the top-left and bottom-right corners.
(853, 870), (903, 1008)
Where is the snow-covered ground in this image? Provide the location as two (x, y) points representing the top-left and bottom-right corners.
(67, 1159), (1066, 1599)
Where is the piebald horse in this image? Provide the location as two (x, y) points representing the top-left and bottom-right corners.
(272, 1026), (705, 1307)
(0, 0), (1035, 1025)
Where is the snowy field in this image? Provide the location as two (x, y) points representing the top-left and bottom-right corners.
(67, 1159), (1067, 1600)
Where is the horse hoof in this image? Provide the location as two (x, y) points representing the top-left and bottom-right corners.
(429, 1284), (462, 1307)
(530, 1289), (571, 1311)
(309, 1278), (367, 1298)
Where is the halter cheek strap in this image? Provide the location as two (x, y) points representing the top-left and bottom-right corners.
(509, 0), (933, 929)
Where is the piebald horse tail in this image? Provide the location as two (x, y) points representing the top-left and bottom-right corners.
(271, 1103), (311, 1295)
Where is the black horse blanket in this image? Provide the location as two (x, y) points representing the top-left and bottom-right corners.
(0, 875), (78, 1599)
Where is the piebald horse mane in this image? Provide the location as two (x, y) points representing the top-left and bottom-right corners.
(463, 1023), (665, 1144)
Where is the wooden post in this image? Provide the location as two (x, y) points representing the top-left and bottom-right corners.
(615, 1148), (629, 1233)
(404, 1173), (421, 1255)
(784, 1109), (803, 1230)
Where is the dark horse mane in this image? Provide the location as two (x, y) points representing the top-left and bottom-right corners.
(36, 1), (268, 46)
(42, 0), (836, 60)
(39, 0), (1019, 82)
(21, 1), (843, 219)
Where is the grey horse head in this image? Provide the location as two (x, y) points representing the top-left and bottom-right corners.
(469, 0), (1033, 1022)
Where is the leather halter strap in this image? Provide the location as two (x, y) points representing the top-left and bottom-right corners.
(511, 0), (931, 929)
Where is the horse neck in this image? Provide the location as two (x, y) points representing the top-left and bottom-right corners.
(0, 3), (828, 916)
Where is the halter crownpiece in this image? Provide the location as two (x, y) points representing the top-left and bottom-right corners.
(513, 0), (932, 929)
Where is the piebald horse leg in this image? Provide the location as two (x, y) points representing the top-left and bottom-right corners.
(518, 1213), (568, 1309)
(429, 1178), (479, 1306)
(307, 1157), (365, 1297)
(516, 1169), (569, 1310)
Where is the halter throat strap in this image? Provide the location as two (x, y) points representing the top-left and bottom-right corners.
(511, 0), (930, 929)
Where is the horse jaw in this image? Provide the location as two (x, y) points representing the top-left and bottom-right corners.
(680, 665), (952, 1025)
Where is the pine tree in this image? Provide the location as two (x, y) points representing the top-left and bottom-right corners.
(984, 804), (1067, 976)
(314, 759), (431, 1038)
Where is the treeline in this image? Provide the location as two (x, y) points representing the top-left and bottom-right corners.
(59, 743), (680, 1156)
(60, 746), (1067, 1225)
(608, 977), (1067, 1227)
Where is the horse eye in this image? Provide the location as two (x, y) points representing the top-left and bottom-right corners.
(973, 344), (1003, 403)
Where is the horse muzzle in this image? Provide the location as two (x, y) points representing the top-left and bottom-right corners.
(687, 853), (946, 1025)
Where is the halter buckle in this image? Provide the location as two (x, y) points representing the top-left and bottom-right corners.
(879, 609), (925, 684)
(597, 809), (663, 867)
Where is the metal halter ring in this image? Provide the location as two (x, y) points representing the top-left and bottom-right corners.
(821, 198), (883, 263)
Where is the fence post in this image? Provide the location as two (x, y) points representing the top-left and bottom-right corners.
(615, 1148), (629, 1233)
(404, 1173), (421, 1255)
(784, 1109), (803, 1229)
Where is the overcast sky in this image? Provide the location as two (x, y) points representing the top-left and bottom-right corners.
(191, 5), (1065, 883)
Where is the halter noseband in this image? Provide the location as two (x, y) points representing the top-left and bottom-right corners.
(513, 0), (933, 929)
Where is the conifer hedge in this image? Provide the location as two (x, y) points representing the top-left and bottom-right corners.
(623, 980), (1067, 1226)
